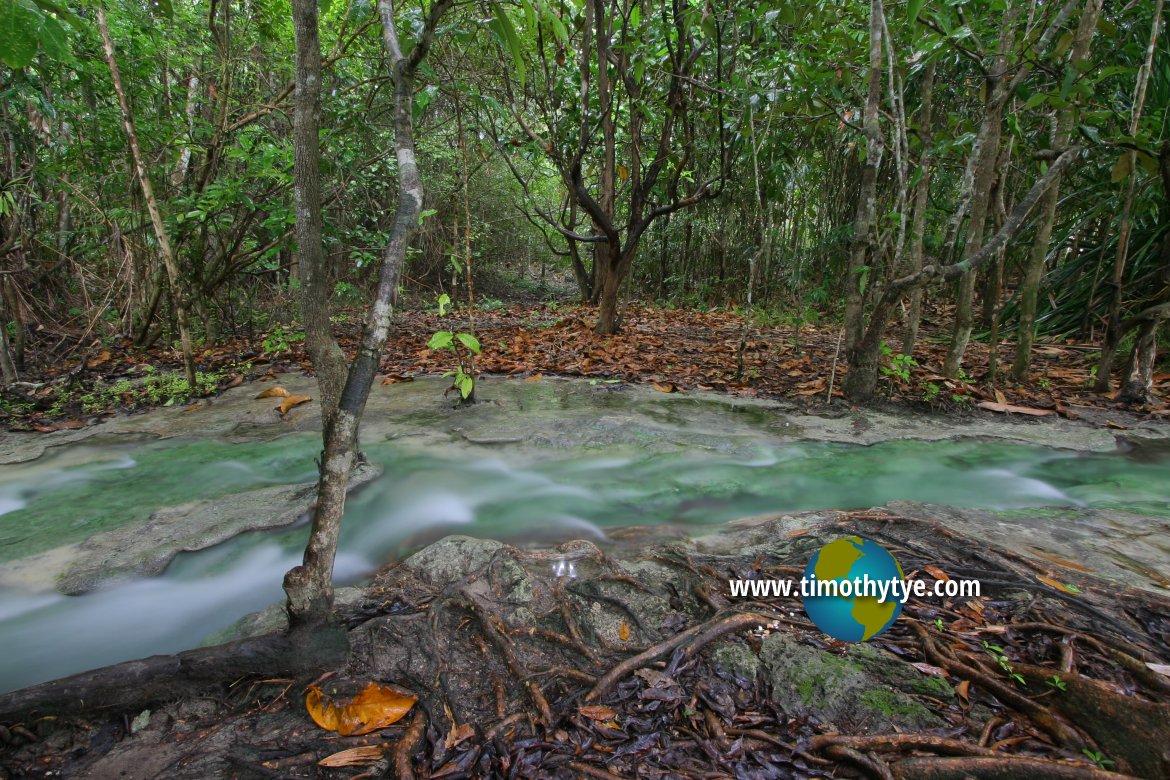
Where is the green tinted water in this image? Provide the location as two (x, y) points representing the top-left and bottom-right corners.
(2, 433), (1168, 692)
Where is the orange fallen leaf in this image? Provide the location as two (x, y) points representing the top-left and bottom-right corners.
(256, 386), (291, 399)
(305, 682), (416, 736)
(1027, 549), (1093, 573)
(526, 372), (544, 382)
(86, 350), (112, 368)
(975, 401), (1054, 417)
(1105, 420), (1128, 430)
(225, 374), (245, 388)
(955, 680), (970, 701)
(652, 382), (679, 393)
(1036, 575), (1079, 594)
(278, 394), (312, 415)
(579, 705), (618, 722)
(923, 565), (950, 581)
(618, 622), (632, 641)
(318, 745), (386, 767)
(994, 388), (1007, 405)
(382, 374), (415, 385)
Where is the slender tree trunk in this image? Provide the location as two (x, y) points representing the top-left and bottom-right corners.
(0, 283), (16, 383)
(845, 147), (1079, 401)
(944, 91), (1005, 378)
(291, 0), (348, 427)
(283, 0), (451, 629)
(843, 0), (886, 355)
(1095, 0), (1163, 393)
(1013, 0), (1102, 380)
(1118, 320), (1158, 403)
(902, 61), (936, 357)
(98, 8), (198, 389)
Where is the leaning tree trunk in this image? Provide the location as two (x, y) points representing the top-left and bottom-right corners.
(283, 0), (452, 629)
(845, 148), (1080, 402)
(98, 8), (198, 389)
(1013, 0), (1102, 381)
(291, 0), (349, 427)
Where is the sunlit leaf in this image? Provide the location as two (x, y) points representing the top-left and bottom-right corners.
(456, 332), (481, 354)
(255, 386), (291, 399)
(428, 330), (455, 350)
(306, 682), (416, 736)
(278, 394), (312, 415)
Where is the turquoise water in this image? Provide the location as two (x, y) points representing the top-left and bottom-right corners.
(1, 434), (1168, 692)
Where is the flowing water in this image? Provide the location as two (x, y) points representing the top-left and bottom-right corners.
(2, 432), (1169, 693)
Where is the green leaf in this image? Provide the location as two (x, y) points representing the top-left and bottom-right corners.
(456, 332), (481, 354)
(0, 0), (44, 68)
(36, 12), (71, 61)
(545, 9), (568, 46)
(417, 208), (438, 225)
(489, 5), (526, 88)
(908, 0), (926, 26)
(427, 330), (454, 350)
(436, 293), (450, 316)
(1110, 153), (1131, 184)
(455, 372), (473, 399)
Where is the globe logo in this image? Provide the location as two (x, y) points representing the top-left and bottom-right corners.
(801, 536), (905, 641)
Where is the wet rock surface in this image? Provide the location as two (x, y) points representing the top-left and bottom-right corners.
(4, 509), (1168, 779)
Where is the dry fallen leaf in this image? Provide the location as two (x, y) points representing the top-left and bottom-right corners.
(381, 374), (415, 385)
(955, 679), (971, 701)
(618, 622), (631, 642)
(652, 381), (679, 393)
(975, 401), (1055, 417)
(305, 682), (416, 736)
(278, 394), (312, 415)
(1026, 549), (1093, 573)
(1036, 575), (1079, 594)
(225, 374), (245, 388)
(318, 746), (386, 767)
(255, 386), (291, 399)
(525, 372), (544, 382)
(911, 663), (947, 677)
(578, 705), (618, 722)
(1105, 420), (1129, 430)
(923, 565), (950, 581)
(994, 388), (1007, 405)
(1147, 663), (1170, 678)
(444, 722), (475, 749)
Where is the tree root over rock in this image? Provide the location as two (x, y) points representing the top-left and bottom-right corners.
(2, 508), (1169, 779)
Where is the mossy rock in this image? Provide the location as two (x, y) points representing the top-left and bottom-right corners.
(759, 634), (943, 732)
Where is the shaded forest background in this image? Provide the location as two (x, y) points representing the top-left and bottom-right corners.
(0, 0), (1167, 410)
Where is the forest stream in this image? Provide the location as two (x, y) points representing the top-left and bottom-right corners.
(2, 375), (1168, 694)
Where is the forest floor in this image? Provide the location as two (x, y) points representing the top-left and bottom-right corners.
(2, 301), (1168, 433)
(2, 509), (1169, 779)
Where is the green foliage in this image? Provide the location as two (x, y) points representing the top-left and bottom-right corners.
(262, 326), (305, 356)
(427, 294), (480, 401)
(982, 641), (1026, 687)
(880, 342), (918, 384)
(0, 0), (81, 68)
(1081, 750), (1113, 770)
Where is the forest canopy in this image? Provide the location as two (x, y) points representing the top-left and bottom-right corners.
(0, 0), (1166, 405)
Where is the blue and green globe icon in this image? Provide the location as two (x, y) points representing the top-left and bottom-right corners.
(801, 536), (904, 642)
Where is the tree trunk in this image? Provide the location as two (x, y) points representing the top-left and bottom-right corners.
(843, 0), (886, 355)
(1013, 0), (1102, 380)
(98, 8), (198, 389)
(1118, 320), (1158, 404)
(291, 0), (348, 427)
(1095, 0), (1163, 393)
(944, 94), (1004, 378)
(283, 0), (451, 629)
(845, 147), (1079, 401)
(902, 61), (936, 358)
(594, 245), (624, 335)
